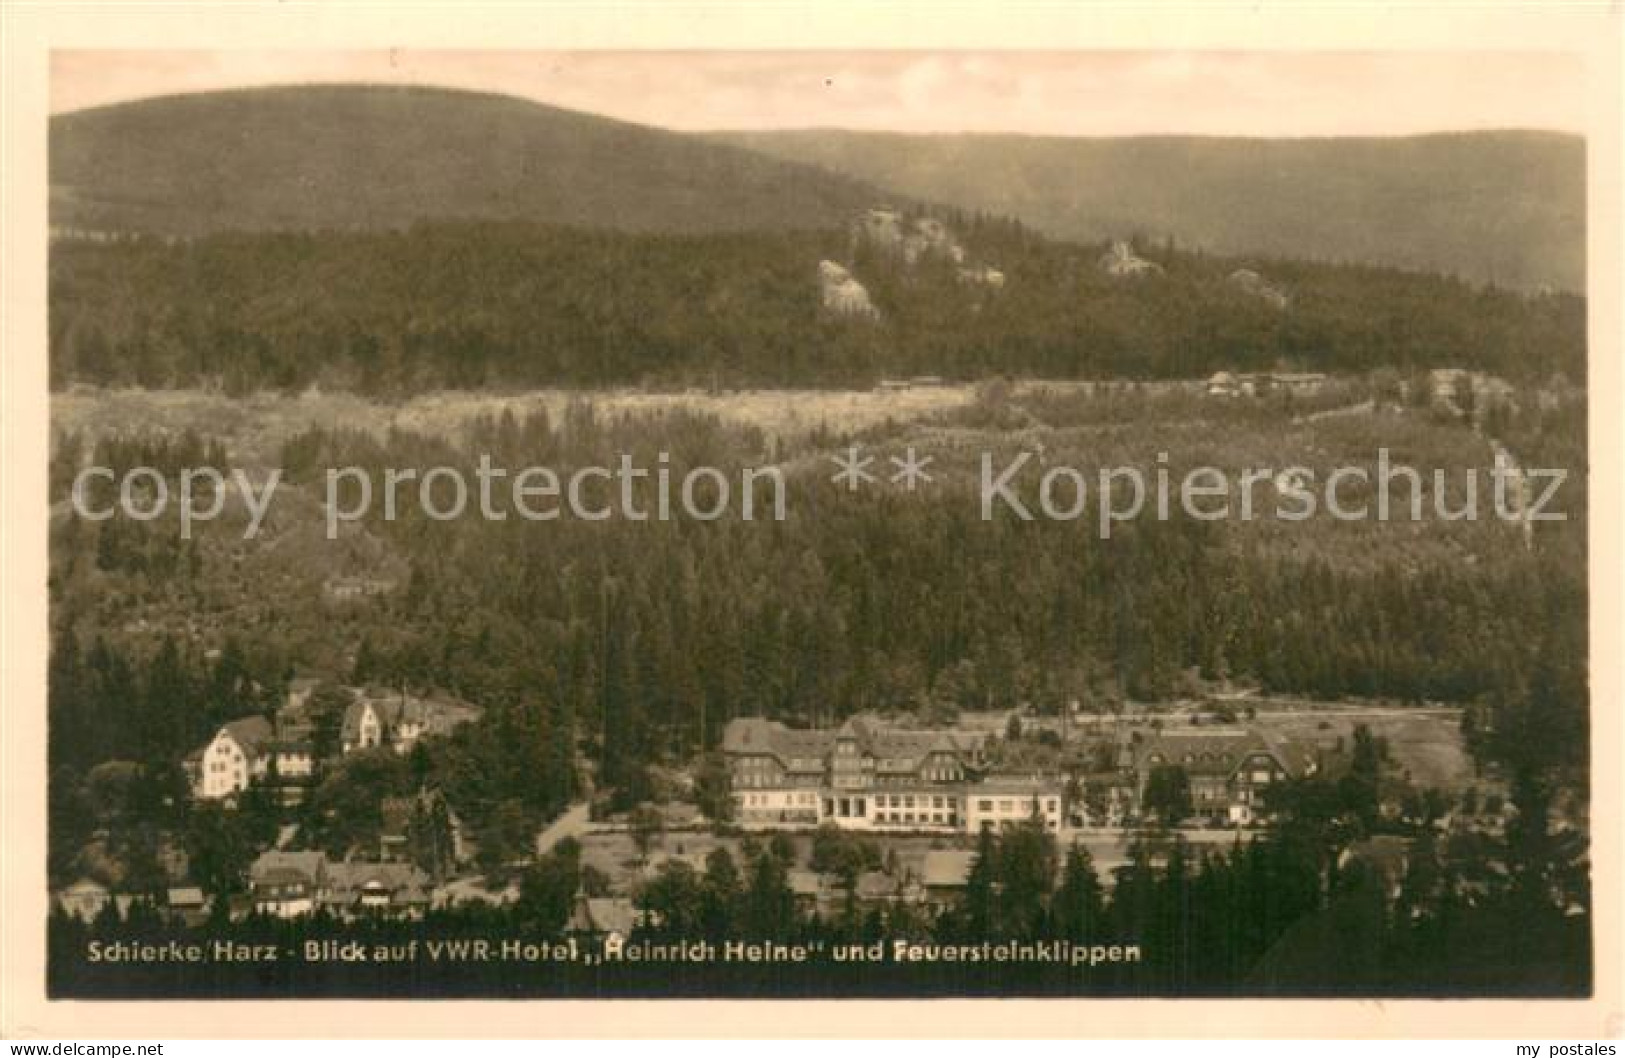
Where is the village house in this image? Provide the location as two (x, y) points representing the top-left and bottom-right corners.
(248, 850), (431, 920)
(165, 885), (209, 926)
(340, 690), (481, 756)
(323, 861), (432, 919)
(250, 850), (326, 918)
(189, 716), (315, 802)
(919, 849), (977, 914)
(1129, 727), (1318, 825)
(55, 877), (112, 921)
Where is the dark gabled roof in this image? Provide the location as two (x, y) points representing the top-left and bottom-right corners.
(343, 692), (481, 743)
(253, 867), (314, 890)
(723, 715), (981, 778)
(721, 718), (831, 769)
(250, 849), (326, 885)
(1136, 727), (1311, 780)
(219, 715), (274, 758)
(323, 861), (431, 906)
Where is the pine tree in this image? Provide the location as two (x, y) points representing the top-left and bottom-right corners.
(1053, 843), (1105, 940)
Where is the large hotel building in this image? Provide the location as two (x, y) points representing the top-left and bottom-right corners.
(721, 716), (1065, 833)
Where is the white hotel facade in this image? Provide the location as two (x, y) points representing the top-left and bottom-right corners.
(723, 716), (1063, 834)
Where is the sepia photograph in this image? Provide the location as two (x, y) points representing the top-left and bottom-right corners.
(2, 3), (1622, 1041)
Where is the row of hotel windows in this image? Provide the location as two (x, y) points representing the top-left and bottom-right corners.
(740, 792), (820, 807)
(739, 792), (1062, 814)
(876, 793), (955, 810)
(736, 771), (964, 789)
(975, 798), (1061, 814)
(876, 811), (956, 825)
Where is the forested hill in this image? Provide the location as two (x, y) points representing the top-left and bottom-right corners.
(715, 129), (1586, 292)
(50, 219), (1584, 393)
(50, 86), (886, 237)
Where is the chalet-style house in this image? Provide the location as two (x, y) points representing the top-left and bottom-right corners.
(1129, 727), (1318, 825)
(248, 850), (431, 920)
(340, 690), (481, 756)
(189, 716), (314, 802)
(250, 850), (326, 917)
(723, 716), (1062, 833)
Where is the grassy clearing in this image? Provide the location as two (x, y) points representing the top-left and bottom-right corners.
(51, 384), (981, 464)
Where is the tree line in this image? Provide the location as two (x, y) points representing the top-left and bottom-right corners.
(49, 219), (1585, 393)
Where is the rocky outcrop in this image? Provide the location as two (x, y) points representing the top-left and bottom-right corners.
(819, 260), (879, 320)
(1099, 240), (1162, 277)
(830, 209), (1007, 314)
(1228, 268), (1290, 309)
(854, 207), (966, 266)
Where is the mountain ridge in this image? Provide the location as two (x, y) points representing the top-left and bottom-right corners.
(50, 84), (1587, 292)
(50, 84), (890, 238)
(713, 127), (1586, 291)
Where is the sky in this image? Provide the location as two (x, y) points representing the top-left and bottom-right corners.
(50, 50), (1587, 137)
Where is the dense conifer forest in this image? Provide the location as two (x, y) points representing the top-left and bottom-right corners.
(49, 219), (1585, 392)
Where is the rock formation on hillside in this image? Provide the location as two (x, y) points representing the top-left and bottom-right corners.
(854, 207), (967, 266)
(825, 208), (1008, 315)
(1228, 268), (1290, 309)
(819, 260), (880, 320)
(1099, 240), (1163, 277)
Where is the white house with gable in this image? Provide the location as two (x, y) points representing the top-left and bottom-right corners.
(193, 716), (274, 800)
